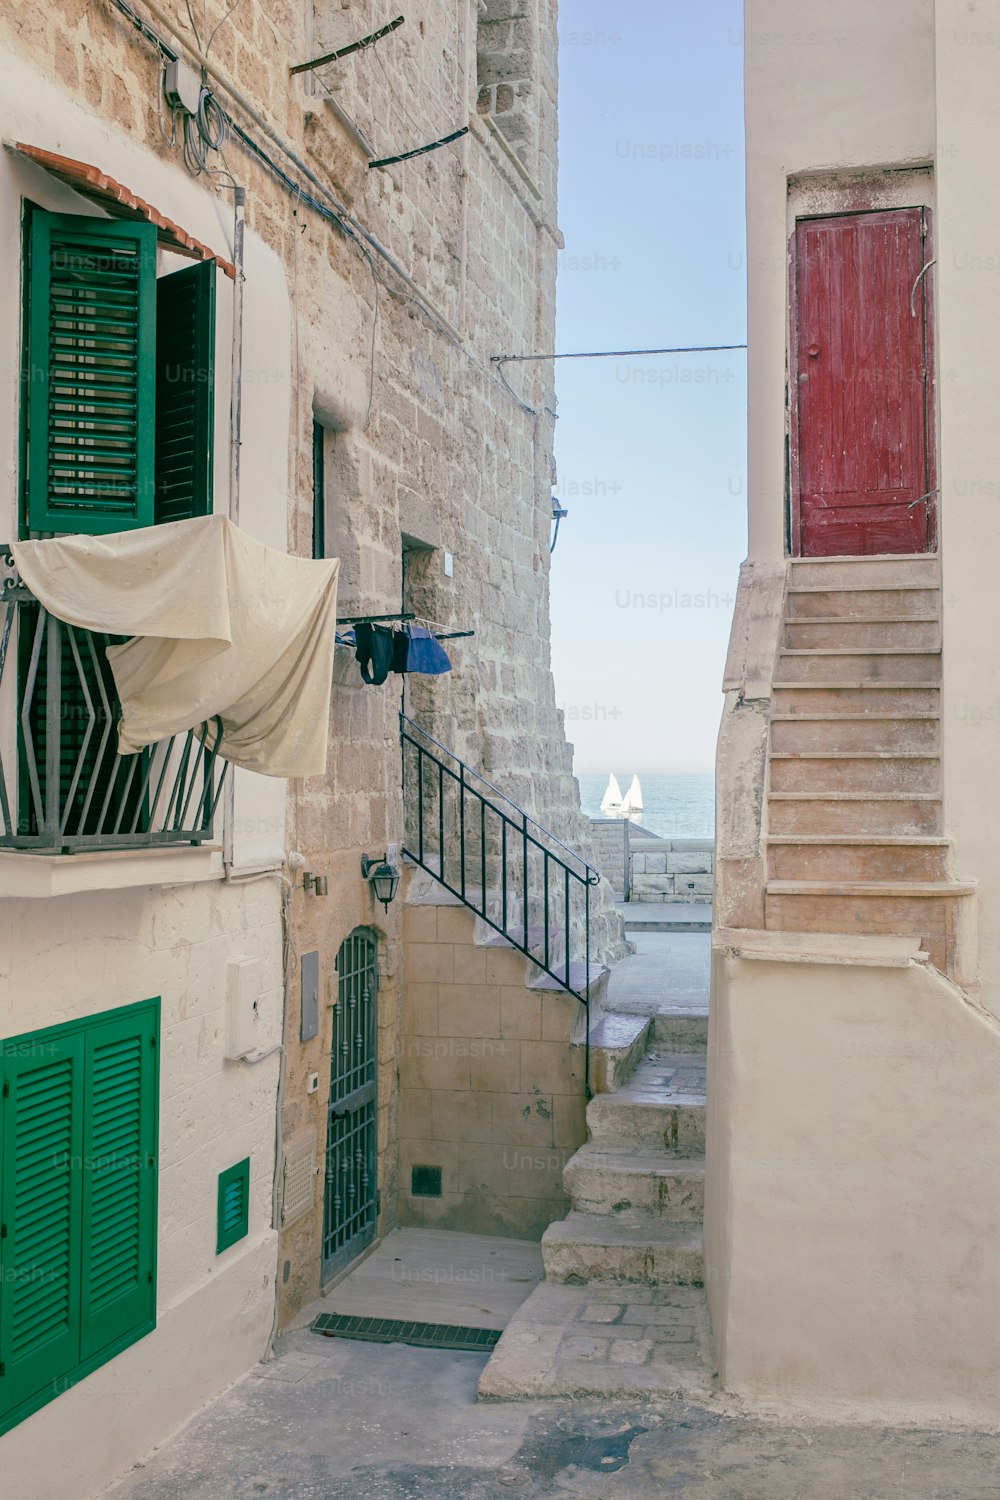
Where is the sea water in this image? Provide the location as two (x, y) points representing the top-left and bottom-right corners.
(576, 773), (715, 841)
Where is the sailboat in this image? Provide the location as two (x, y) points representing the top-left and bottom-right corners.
(620, 774), (644, 820)
(600, 772), (623, 814)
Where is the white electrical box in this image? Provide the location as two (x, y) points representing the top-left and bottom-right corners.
(226, 956), (261, 1060)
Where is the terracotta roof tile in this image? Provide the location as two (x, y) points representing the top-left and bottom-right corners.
(11, 143), (237, 280)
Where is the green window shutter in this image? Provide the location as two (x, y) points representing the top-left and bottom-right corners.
(25, 212), (157, 537)
(154, 261), (216, 524)
(216, 1158), (250, 1254)
(79, 1005), (158, 1360)
(0, 1032), (85, 1422)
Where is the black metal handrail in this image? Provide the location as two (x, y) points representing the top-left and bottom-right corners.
(0, 557), (227, 853)
(400, 713), (599, 1094)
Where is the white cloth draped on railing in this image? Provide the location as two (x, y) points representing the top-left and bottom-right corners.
(11, 515), (340, 779)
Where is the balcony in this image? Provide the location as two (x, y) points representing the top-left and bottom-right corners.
(0, 551), (227, 856)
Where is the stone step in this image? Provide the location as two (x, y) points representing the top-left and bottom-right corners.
(476, 1280), (716, 1402)
(786, 555), (940, 589)
(771, 682), (940, 716)
(651, 1010), (709, 1050)
(769, 714), (939, 755)
(583, 1012), (651, 1094)
(764, 880), (977, 975)
(766, 792), (942, 837)
(563, 1145), (705, 1221)
(542, 1213), (704, 1286)
(785, 586), (940, 620)
(783, 616), (940, 651)
(587, 1090), (706, 1155)
(767, 836), (951, 883)
(768, 752), (940, 794)
(775, 649), (941, 684)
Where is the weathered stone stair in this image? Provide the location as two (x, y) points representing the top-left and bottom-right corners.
(478, 1017), (715, 1399)
(764, 555), (976, 981)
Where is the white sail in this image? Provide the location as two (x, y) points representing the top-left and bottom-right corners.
(623, 773), (643, 815)
(600, 772), (623, 814)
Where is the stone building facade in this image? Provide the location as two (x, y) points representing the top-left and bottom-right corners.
(0, 1), (627, 1493)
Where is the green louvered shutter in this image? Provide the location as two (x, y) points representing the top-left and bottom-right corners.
(79, 1004), (158, 1360)
(154, 260), (216, 524)
(25, 212), (156, 537)
(216, 1158), (250, 1254)
(0, 1032), (84, 1422)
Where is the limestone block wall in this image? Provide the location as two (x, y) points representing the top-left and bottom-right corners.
(398, 887), (587, 1239)
(631, 840), (715, 903)
(588, 818), (631, 900)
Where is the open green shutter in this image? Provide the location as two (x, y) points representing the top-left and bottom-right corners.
(25, 212), (157, 537)
(0, 1033), (84, 1422)
(154, 261), (216, 524)
(79, 1004), (158, 1360)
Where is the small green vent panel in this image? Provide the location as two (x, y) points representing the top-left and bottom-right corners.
(311, 1313), (501, 1352)
(216, 1158), (250, 1253)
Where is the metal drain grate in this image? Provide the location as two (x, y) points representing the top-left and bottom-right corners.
(312, 1312), (502, 1352)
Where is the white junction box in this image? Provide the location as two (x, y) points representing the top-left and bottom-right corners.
(226, 955), (261, 1060)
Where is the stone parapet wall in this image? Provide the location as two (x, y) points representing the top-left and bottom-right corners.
(588, 820), (715, 902)
(631, 839), (714, 902)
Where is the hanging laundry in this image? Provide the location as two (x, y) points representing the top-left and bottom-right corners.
(404, 624), (452, 675)
(391, 629), (410, 674)
(10, 515), (339, 778)
(354, 622), (395, 685)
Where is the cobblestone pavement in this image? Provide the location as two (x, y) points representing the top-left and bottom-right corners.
(103, 1325), (1000, 1500)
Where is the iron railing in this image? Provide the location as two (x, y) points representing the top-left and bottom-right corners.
(0, 553), (227, 853)
(400, 713), (600, 1093)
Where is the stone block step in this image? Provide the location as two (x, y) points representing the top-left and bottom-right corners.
(771, 683), (940, 716)
(563, 1145), (705, 1221)
(767, 836), (950, 883)
(542, 1213), (704, 1286)
(783, 617), (940, 651)
(775, 649), (941, 684)
(583, 1012), (651, 1094)
(476, 1281), (716, 1402)
(786, 555), (940, 589)
(587, 1091), (706, 1155)
(766, 792), (942, 837)
(651, 1010), (709, 1051)
(768, 752), (940, 794)
(769, 714), (939, 755)
(764, 880), (977, 974)
(785, 586), (940, 620)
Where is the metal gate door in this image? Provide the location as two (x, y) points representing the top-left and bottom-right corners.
(323, 929), (378, 1280)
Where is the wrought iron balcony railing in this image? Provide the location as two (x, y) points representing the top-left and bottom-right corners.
(0, 550), (227, 853)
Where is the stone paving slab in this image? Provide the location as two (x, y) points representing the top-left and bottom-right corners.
(618, 901), (712, 932)
(300, 1228), (543, 1333)
(102, 1321), (1000, 1499)
(607, 930), (711, 1015)
(478, 1279), (715, 1401)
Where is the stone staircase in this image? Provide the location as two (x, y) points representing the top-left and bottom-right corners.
(765, 554), (976, 981)
(478, 1010), (715, 1399)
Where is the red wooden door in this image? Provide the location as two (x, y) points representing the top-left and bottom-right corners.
(791, 208), (934, 557)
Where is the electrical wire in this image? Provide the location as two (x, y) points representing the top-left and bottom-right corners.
(183, 0), (204, 51)
(204, 0), (244, 56)
(493, 343), (748, 364)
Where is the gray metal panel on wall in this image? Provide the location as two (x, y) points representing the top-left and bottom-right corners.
(301, 949), (320, 1041)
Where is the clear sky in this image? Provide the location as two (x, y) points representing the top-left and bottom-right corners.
(550, 1), (746, 775)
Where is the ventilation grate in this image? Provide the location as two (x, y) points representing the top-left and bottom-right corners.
(282, 1132), (317, 1228)
(311, 1313), (502, 1353)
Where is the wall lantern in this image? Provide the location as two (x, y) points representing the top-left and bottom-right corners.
(361, 851), (400, 910)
